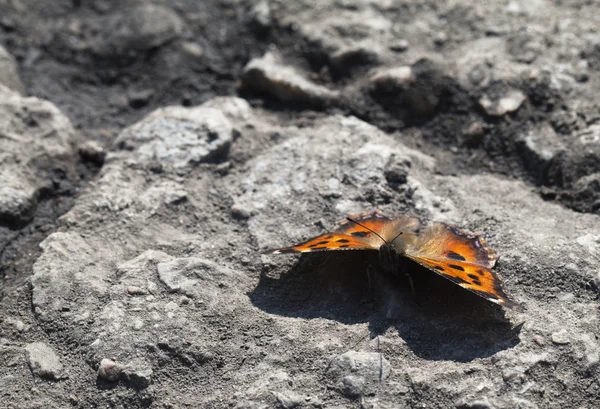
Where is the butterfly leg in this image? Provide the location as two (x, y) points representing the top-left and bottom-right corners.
(367, 265), (375, 293)
(404, 272), (415, 295)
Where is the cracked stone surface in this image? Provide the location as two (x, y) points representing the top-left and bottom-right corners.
(1, 1), (600, 408)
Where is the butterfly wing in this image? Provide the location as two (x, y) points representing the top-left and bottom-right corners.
(403, 223), (521, 310)
(262, 210), (418, 255)
(261, 232), (380, 254)
(338, 210), (421, 242)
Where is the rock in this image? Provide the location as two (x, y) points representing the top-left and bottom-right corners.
(0, 85), (79, 228)
(0, 46), (25, 94)
(389, 39), (409, 52)
(249, 0), (271, 30)
(326, 351), (391, 398)
(370, 66), (415, 91)
(273, 391), (304, 409)
(330, 44), (382, 76)
(25, 342), (64, 380)
(120, 359), (152, 389)
(370, 59), (447, 118)
(97, 358), (121, 382)
(93, 4), (184, 56)
(78, 140), (106, 165)
(242, 51), (339, 107)
(114, 103), (237, 168)
(551, 330), (570, 345)
(157, 257), (243, 301)
(517, 122), (565, 185)
(570, 173), (600, 213)
(479, 87), (526, 116)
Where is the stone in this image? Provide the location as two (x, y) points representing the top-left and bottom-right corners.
(327, 351), (391, 398)
(479, 88), (526, 116)
(114, 103), (237, 168)
(97, 358), (121, 382)
(78, 140), (106, 165)
(25, 342), (64, 380)
(93, 4), (184, 56)
(0, 46), (25, 94)
(120, 359), (152, 389)
(551, 330), (570, 345)
(242, 52), (339, 107)
(0, 85), (79, 227)
(249, 0), (271, 29)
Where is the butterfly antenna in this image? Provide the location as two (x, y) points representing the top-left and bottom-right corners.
(390, 231), (403, 243)
(346, 217), (388, 244)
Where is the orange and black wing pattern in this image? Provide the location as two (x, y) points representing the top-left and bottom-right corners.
(337, 210), (420, 243)
(261, 231), (382, 254)
(404, 223), (521, 310)
(261, 210), (414, 254)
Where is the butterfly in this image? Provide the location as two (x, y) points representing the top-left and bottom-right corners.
(262, 210), (521, 310)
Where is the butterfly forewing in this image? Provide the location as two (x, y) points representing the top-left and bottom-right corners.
(261, 232), (380, 254)
(404, 223), (521, 309)
(263, 210), (421, 254)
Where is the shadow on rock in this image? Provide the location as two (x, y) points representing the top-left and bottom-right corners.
(250, 252), (521, 362)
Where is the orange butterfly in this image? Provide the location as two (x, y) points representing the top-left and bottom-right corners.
(262, 210), (521, 310)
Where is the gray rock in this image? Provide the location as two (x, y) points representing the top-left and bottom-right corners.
(97, 358), (121, 382)
(479, 88), (526, 116)
(249, 0), (271, 29)
(114, 103), (237, 168)
(242, 51), (339, 107)
(0, 46), (25, 94)
(21, 92), (600, 408)
(157, 257), (243, 301)
(517, 122), (565, 184)
(94, 4), (184, 56)
(0, 85), (78, 227)
(25, 342), (64, 380)
(78, 140), (106, 165)
(551, 329), (570, 345)
(327, 351), (391, 398)
(120, 358), (152, 389)
(370, 66), (415, 92)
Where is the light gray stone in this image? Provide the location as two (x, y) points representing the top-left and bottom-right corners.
(242, 51), (339, 107)
(479, 88), (526, 116)
(25, 342), (64, 380)
(0, 46), (25, 94)
(93, 4), (184, 56)
(115, 104), (235, 168)
(0, 85), (78, 226)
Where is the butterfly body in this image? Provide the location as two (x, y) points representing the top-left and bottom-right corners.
(262, 210), (521, 310)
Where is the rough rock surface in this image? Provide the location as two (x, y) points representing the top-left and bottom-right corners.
(1, 1), (600, 408)
(0, 85), (79, 228)
(0, 46), (25, 94)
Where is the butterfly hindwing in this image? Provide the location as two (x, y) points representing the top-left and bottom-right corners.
(404, 223), (521, 310)
(261, 232), (380, 254)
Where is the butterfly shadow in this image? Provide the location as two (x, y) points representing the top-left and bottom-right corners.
(249, 253), (522, 362)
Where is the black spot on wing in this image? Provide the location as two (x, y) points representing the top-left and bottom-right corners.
(448, 264), (465, 271)
(351, 231), (370, 238)
(339, 245), (349, 248)
(467, 274), (479, 280)
(336, 239), (350, 243)
(308, 244), (319, 248)
(317, 241), (329, 245)
(433, 265), (445, 271)
(477, 269), (485, 276)
(447, 251), (466, 261)
(446, 274), (468, 285)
